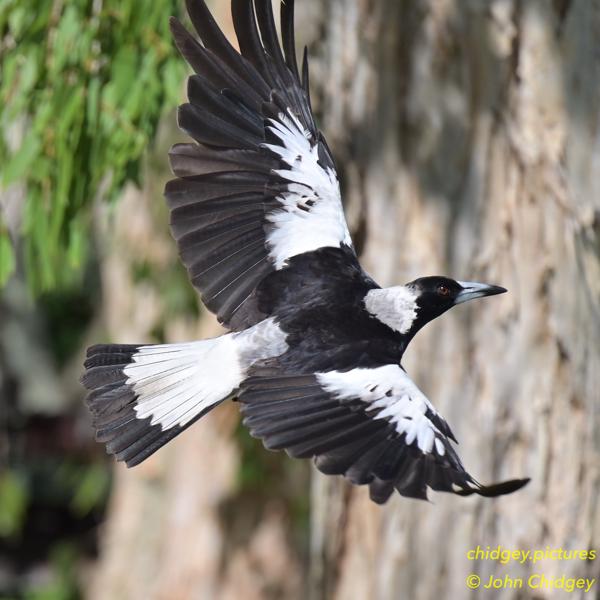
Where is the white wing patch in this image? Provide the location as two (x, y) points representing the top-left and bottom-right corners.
(124, 318), (288, 430)
(262, 110), (352, 269)
(316, 365), (447, 456)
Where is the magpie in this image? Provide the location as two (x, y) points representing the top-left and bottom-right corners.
(82, 0), (529, 503)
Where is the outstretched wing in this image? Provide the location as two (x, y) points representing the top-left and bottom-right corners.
(240, 364), (529, 503)
(166, 0), (354, 331)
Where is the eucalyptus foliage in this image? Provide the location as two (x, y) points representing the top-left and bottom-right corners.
(0, 0), (185, 290)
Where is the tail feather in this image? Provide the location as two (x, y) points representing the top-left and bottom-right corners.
(82, 336), (243, 466)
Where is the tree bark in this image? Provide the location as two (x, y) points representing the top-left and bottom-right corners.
(307, 1), (600, 599)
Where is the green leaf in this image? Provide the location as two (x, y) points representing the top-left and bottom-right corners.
(49, 5), (81, 75)
(0, 229), (16, 286)
(0, 470), (27, 538)
(67, 217), (87, 269)
(71, 463), (110, 516)
(2, 134), (41, 186)
(86, 77), (101, 134)
(0, 0), (184, 293)
(7, 5), (28, 38)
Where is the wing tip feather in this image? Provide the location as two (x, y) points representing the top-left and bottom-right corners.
(455, 477), (531, 498)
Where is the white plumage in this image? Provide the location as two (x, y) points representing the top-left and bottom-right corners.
(263, 110), (352, 269)
(125, 318), (288, 430)
(316, 365), (446, 456)
(125, 336), (242, 428)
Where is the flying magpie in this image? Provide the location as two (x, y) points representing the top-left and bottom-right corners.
(82, 0), (529, 503)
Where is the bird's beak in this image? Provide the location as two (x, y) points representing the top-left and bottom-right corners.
(454, 281), (507, 305)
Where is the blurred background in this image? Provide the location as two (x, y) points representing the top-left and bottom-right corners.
(0, 1), (599, 599)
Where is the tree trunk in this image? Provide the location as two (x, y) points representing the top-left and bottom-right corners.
(87, 1), (600, 599)
(307, 1), (600, 599)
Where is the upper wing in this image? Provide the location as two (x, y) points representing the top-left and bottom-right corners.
(166, 0), (354, 331)
(240, 364), (529, 503)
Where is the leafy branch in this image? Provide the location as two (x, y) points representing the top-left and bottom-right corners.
(0, 0), (185, 290)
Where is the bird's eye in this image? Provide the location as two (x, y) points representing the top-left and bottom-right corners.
(437, 285), (450, 297)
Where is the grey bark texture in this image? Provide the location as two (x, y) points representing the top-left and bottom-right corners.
(87, 1), (600, 599)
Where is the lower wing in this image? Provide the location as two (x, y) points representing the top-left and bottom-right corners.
(240, 364), (529, 503)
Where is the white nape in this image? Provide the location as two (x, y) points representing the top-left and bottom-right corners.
(262, 110), (352, 269)
(124, 318), (288, 431)
(363, 286), (419, 334)
(317, 364), (446, 456)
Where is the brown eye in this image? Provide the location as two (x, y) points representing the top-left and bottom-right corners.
(437, 285), (450, 297)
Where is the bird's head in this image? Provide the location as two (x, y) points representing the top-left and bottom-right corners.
(364, 276), (507, 344)
(402, 276), (506, 338)
(407, 276), (506, 319)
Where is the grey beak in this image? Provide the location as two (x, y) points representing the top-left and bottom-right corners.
(454, 281), (507, 305)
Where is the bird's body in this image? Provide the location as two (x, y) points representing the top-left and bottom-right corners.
(254, 246), (402, 370)
(82, 0), (528, 503)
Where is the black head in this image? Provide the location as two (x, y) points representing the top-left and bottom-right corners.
(404, 276), (507, 338)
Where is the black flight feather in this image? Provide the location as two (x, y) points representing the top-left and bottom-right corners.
(280, 0), (300, 79)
